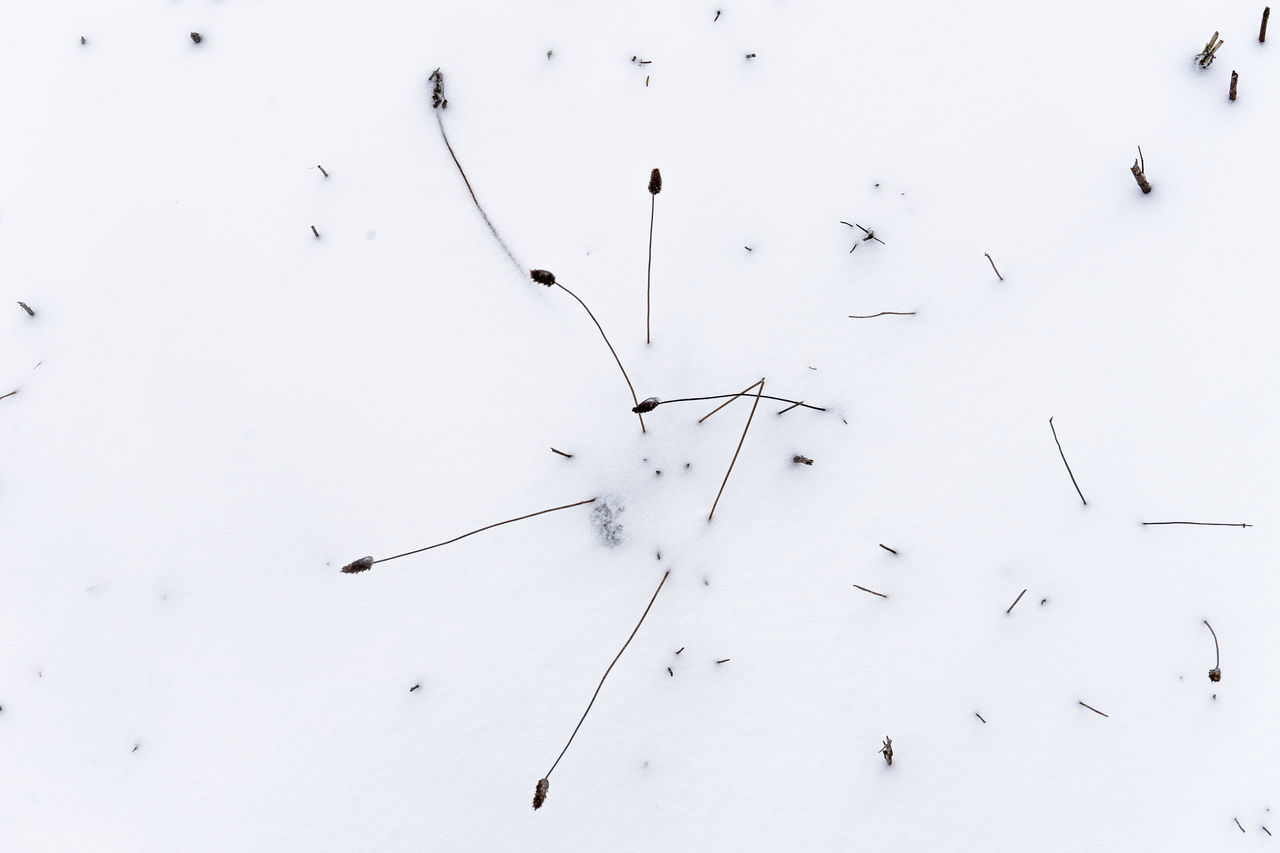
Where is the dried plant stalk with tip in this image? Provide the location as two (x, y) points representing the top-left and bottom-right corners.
(646, 168), (661, 344)
(534, 570), (670, 811)
(880, 737), (894, 766)
(1204, 620), (1222, 682)
(1195, 31), (1224, 67)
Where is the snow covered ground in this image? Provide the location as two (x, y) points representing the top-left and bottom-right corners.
(2, 1), (1277, 849)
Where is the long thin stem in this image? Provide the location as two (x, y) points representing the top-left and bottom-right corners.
(697, 380), (766, 423)
(984, 253), (1004, 281)
(1048, 417), (1087, 506)
(647, 391), (824, 421)
(359, 497), (597, 569)
(0, 390), (18, 402)
(435, 112), (523, 276)
(1141, 521), (1251, 528)
(849, 311), (916, 319)
(709, 379), (765, 520)
(545, 569), (670, 779)
(646, 194), (655, 344)
(1204, 620), (1220, 669)
(554, 281), (645, 433)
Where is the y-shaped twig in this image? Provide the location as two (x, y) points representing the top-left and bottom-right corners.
(709, 379), (765, 520)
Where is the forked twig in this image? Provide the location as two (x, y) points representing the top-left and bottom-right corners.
(340, 497), (597, 573)
(708, 379), (765, 520)
(536, 569), (670, 810)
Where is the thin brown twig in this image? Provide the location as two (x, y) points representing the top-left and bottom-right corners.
(554, 281), (646, 433)
(984, 253), (1004, 281)
(0, 390), (18, 401)
(545, 570), (670, 779)
(848, 311), (916, 319)
(1078, 700), (1109, 718)
(434, 111), (523, 276)
(879, 544), (898, 555)
(1142, 521), (1251, 528)
(709, 379), (765, 520)
(776, 400), (802, 415)
(853, 584), (888, 598)
(1049, 417), (1087, 506)
(1235, 818), (1246, 834)
(975, 712), (987, 724)
(646, 193), (655, 344)
(698, 380), (762, 423)
(550, 447), (573, 458)
(351, 497), (597, 570)
(1006, 589), (1028, 614)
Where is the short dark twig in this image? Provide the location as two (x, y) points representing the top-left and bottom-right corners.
(17, 302), (35, 317)
(342, 497), (597, 572)
(1048, 417), (1087, 506)
(539, 570), (670, 805)
(311, 225), (320, 238)
(879, 544), (898, 555)
(1235, 818), (1246, 834)
(1141, 521), (1251, 528)
(975, 712), (987, 724)
(848, 311), (916, 319)
(1006, 588), (1027, 614)
(1262, 7), (1271, 42)
(550, 447), (574, 458)
(853, 584), (888, 598)
(1078, 700), (1109, 718)
(715, 658), (730, 664)
(776, 400), (802, 415)
(709, 379), (765, 520)
(316, 164), (329, 178)
(0, 390), (18, 401)
(984, 253), (1004, 281)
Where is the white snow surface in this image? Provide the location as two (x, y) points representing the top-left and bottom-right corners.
(2, 1), (1277, 850)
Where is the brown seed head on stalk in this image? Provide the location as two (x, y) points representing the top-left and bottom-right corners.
(648, 168), (662, 195)
(633, 396), (660, 413)
(1209, 667), (1222, 682)
(530, 269), (556, 286)
(429, 68), (447, 109)
(340, 556), (374, 574)
(533, 777), (550, 810)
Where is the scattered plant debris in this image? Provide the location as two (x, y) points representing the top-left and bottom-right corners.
(1195, 31), (1224, 67)
(793, 454), (814, 465)
(880, 737), (894, 766)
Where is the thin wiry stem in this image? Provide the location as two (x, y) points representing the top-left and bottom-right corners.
(849, 311), (916, 319)
(1048, 417), (1086, 506)
(646, 194), (655, 344)
(554, 281), (646, 433)
(435, 112), (523, 276)
(1204, 620), (1220, 669)
(647, 391), (824, 421)
(545, 570), (670, 779)
(1142, 521), (1251, 528)
(367, 497), (597, 568)
(984, 253), (1004, 281)
(709, 379), (765, 520)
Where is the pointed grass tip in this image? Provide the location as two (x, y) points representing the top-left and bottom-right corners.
(340, 556), (374, 574)
(530, 269), (556, 286)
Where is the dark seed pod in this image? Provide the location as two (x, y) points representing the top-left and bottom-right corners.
(1209, 667), (1222, 682)
(190, 32), (202, 44)
(532, 777), (549, 810)
(530, 269), (556, 286)
(793, 455), (814, 465)
(429, 68), (447, 109)
(648, 168), (662, 195)
(633, 397), (660, 414)
(340, 556), (374, 574)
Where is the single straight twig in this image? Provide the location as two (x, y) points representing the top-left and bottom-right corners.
(1078, 700), (1109, 718)
(316, 164), (329, 178)
(848, 311), (916, 319)
(709, 379), (765, 520)
(1141, 521), (1251, 528)
(776, 400), (802, 415)
(975, 712), (987, 724)
(1230, 70), (1239, 101)
(553, 280), (646, 433)
(984, 253), (1004, 281)
(434, 110), (524, 276)
(1006, 588), (1028, 614)
(646, 168), (661, 344)
(879, 544), (898, 555)
(311, 225), (320, 238)
(550, 447), (573, 458)
(1204, 620), (1222, 681)
(1262, 7), (1271, 42)
(341, 497), (597, 573)
(17, 302), (36, 316)
(1048, 417), (1087, 506)
(1235, 818), (1246, 834)
(538, 570), (670, 804)
(853, 584), (888, 598)
(0, 390), (18, 401)
(1131, 146), (1152, 194)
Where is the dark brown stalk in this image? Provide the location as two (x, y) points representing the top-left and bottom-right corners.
(550, 447), (573, 458)
(1263, 7), (1271, 42)
(879, 544), (898, 555)
(554, 280), (646, 433)
(1230, 70), (1239, 101)
(708, 379), (765, 520)
(0, 390), (18, 401)
(1078, 701), (1109, 717)
(1204, 620), (1222, 681)
(1049, 417), (1087, 506)
(1006, 588), (1027, 614)
(646, 168), (660, 345)
(985, 253), (1004, 281)
(853, 584), (888, 598)
(540, 570), (671, 795)
(434, 111), (523, 276)
(341, 497), (597, 572)
(1131, 146), (1152, 194)
(317, 164), (329, 178)
(635, 392), (823, 419)
(1141, 521), (1251, 528)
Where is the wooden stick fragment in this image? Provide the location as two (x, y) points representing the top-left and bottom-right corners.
(550, 447), (573, 458)
(709, 379), (765, 520)
(1263, 7), (1271, 42)
(1130, 147), (1152, 194)
(1078, 700), (1109, 718)
(1006, 588), (1027, 614)
(853, 584), (888, 598)
(1230, 70), (1238, 101)
(535, 570), (670, 810)
(984, 253), (1004, 281)
(879, 544), (898, 555)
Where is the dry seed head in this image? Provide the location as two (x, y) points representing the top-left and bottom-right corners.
(190, 32), (203, 44)
(633, 397), (660, 413)
(341, 556), (374, 574)
(530, 269), (556, 286)
(648, 168), (662, 195)
(532, 777), (549, 810)
(1209, 667), (1222, 683)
